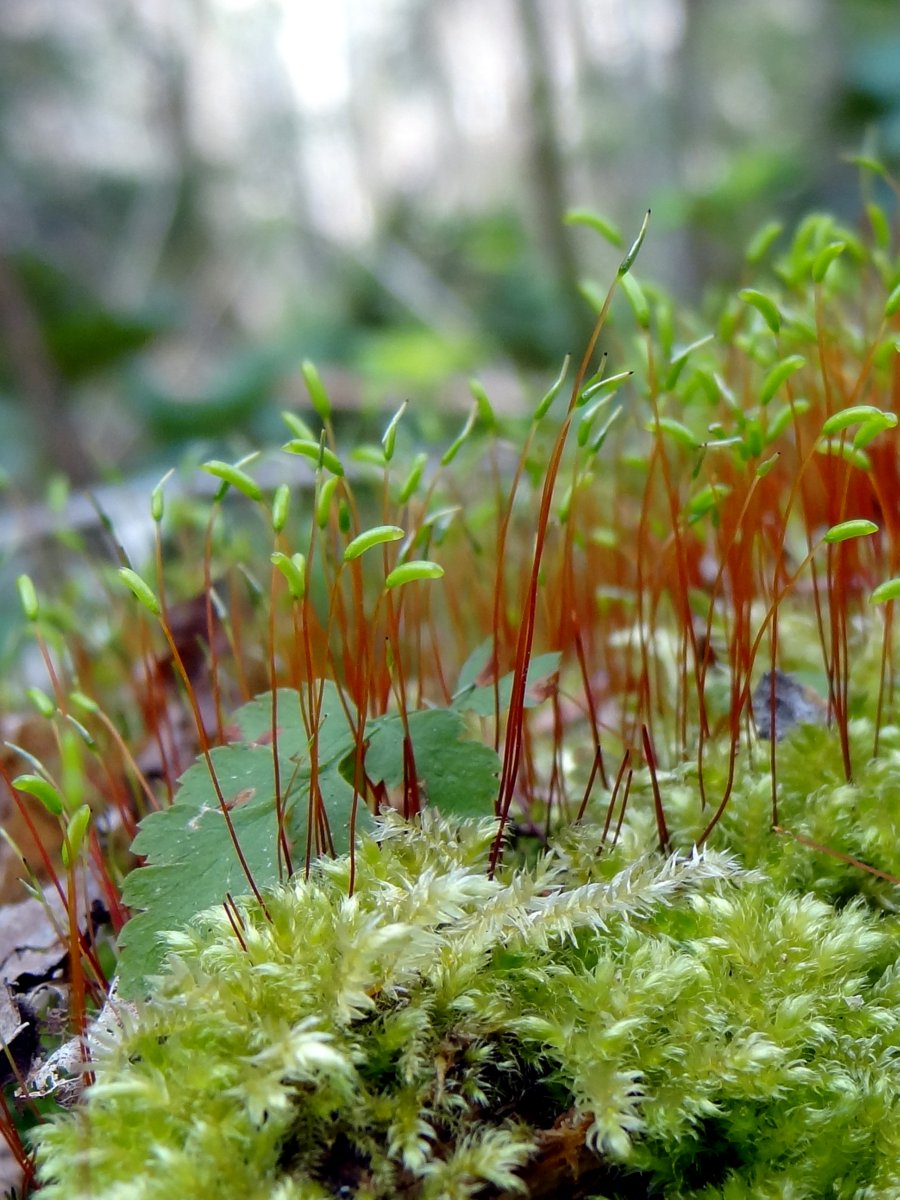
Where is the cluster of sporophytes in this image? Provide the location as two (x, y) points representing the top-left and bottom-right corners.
(4, 177), (900, 1196)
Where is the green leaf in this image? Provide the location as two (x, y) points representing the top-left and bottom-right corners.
(234, 685), (356, 767)
(117, 686), (368, 997)
(363, 709), (499, 818)
(455, 639), (493, 695)
(452, 651), (562, 716)
(231, 687), (308, 755)
(118, 744), (296, 996)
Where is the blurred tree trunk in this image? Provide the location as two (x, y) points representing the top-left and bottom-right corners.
(0, 256), (95, 486)
(514, 0), (592, 349)
(663, 0), (711, 295)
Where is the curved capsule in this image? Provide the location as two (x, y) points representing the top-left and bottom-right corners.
(822, 519), (878, 545)
(13, 774), (64, 817)
(200, 460), (263, 502)
(117, 568), (161, 617)
(870, 577), (900, 604)
(384, 560), (444, 589)
(283, 439), (345, 477)
(343, 526), (405, 563)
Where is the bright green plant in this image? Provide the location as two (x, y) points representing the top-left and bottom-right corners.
(34, 814), (900, 1199)
(3, 179), (900, 1197)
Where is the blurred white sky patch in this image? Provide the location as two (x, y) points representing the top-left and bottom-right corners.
(274, 0), (370, 239)
(303, 129), (374, 243)
(435, 0), (514, 140)
(275, 0), (352, 116)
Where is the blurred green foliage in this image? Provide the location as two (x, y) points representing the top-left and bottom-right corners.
(0, 0), (899, 487)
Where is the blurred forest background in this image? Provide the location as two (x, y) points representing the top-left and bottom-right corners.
(0, 0), (899, 495)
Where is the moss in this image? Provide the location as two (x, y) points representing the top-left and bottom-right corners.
(34, 810), (900, 1199)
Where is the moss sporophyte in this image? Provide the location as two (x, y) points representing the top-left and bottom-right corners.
(4, 195), (899, 1198)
